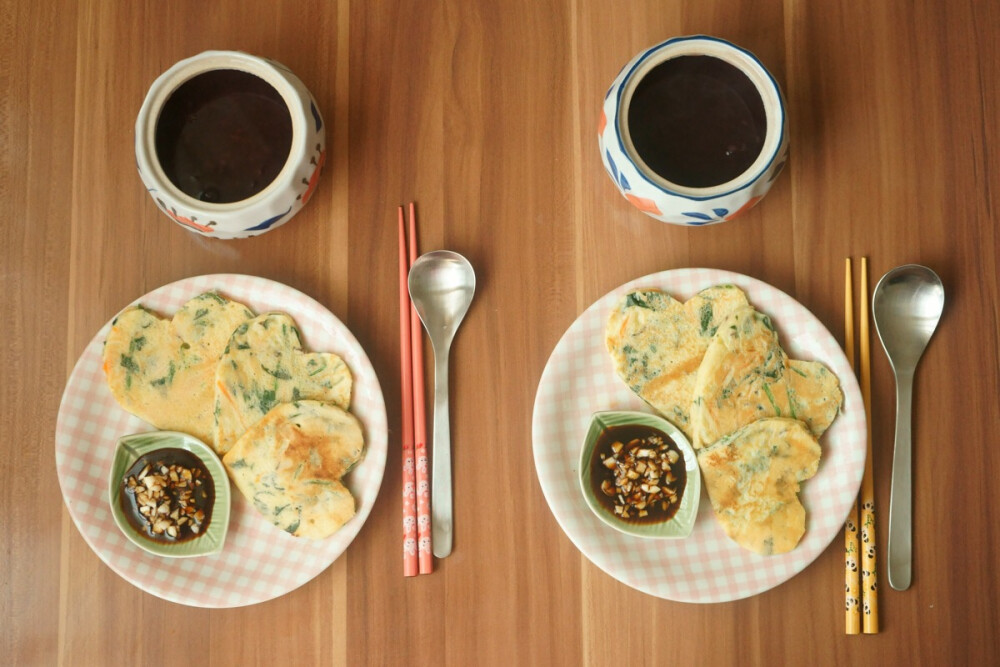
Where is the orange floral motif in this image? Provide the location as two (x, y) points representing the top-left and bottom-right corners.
(625, 193), (662, 215)
(598, 110), (607, 136)
(157, 199), (215, 233)
(299, 146), (326, 206)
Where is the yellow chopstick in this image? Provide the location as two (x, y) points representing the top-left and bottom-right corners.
(843, 258), (861, 635)
(859, 258), (879, 632)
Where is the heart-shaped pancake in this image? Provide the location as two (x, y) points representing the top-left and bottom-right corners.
(223, 400), (364, 539)
(689, 305), (843, 449)
(213, 313), (352, 455)
(697, 418), (821, 555)
(606, 285), (751, 436)
(102, 292), (255, 444)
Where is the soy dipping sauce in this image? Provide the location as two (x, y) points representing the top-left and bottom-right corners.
(590, 423), (687, 524)
(119, 448), (214, 543)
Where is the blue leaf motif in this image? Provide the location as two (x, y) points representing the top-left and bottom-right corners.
(606, 150), (619, 182)
(619, 171), (630, 191)
(712, 208), (729, 217)
(310, 101), (323, 132)
(244, 205), (293, 231)
(768, 160), (787, 182)
(682, 211), (714, 221)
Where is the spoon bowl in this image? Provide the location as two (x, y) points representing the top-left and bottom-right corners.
(873, 266), (944, 369)
(872, 264), (944, 591)
(409, 251), (476, 558)
(409, 252), (476, 342)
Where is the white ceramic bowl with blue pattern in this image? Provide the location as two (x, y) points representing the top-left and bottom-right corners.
(599, 36), (788, 226)
(135, 51), (326, 239)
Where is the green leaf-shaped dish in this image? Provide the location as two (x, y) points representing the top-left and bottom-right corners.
(108, 431), (231, 558)
(579, 411), (700, 539)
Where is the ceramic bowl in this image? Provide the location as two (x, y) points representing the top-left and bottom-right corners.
(598, 35), (788, 225)
(108, 431), (230, 558)
(579, 410), (700, 539)
(135, 50), (326, 239)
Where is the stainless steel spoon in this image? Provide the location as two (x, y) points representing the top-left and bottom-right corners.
(408, 251), (475, 558)
(872, 264), (944, 591)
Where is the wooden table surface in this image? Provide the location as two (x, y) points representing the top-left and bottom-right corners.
(4, 1), (999, 664)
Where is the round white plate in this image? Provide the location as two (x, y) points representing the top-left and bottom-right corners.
(532, 268), (866, 603)
(56, 274), (387, 607)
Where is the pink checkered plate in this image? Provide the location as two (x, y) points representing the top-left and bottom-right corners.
(55, 274), (387, 607)
(532, 268), (866, 603)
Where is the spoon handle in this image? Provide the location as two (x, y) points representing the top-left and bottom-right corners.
(431, 350), (453, 558)
(887, 370), (914, 590)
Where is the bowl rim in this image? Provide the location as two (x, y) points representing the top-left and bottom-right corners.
(107, 430), (231, 559)
(612, 34), (786, 202)
(578, 410), (701, 539)
(134, 49), (312, 214)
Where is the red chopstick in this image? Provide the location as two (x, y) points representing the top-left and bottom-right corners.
(408, 202), (433, 574)
(398, 207), (419, 577)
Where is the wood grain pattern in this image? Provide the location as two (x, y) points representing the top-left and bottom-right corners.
(2, 0), (998, 664)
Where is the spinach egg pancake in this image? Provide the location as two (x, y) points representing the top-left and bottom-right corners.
(214, 313), (353, 455)
(102, 292), (254, 444)
(689, 306), (843, 450)
(787, 360), (843, 437)
(606, 285), (750, 436)
(697, 418), (821, 555)
(223, 400), (365, 539)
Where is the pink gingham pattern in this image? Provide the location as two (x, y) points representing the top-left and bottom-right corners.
(532, 269), (866, 603)
(56, 275), (387, 608)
